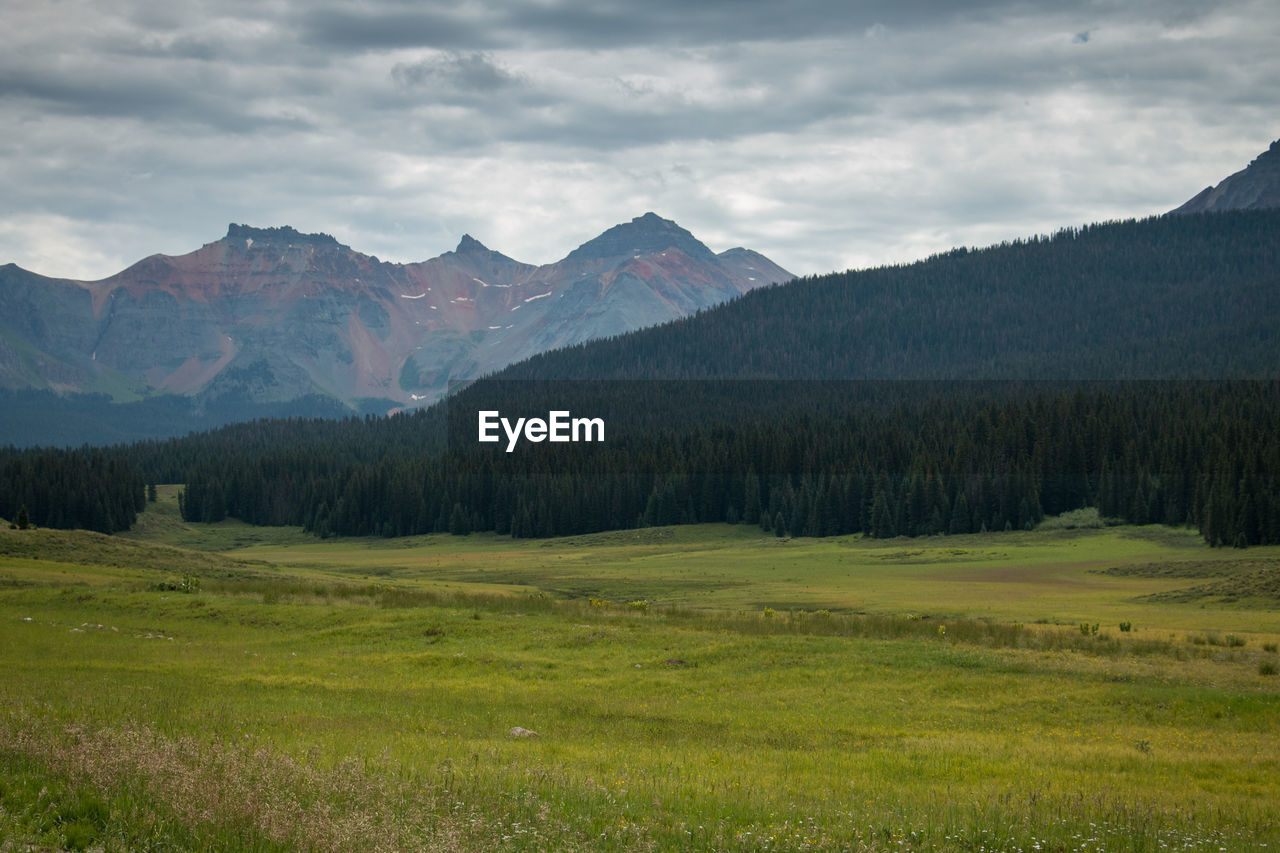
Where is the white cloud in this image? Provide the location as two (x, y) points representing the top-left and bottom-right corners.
(0, 213), (142, 281)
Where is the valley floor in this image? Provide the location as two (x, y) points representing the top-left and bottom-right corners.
(1, 495), (1278, 850)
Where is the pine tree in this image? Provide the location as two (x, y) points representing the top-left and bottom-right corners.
(743, 470), (761, 525)
(449, 502), (470, 535)
(949, 492), (971, 535)
(871, 489), (895, 539)
(907, 471), (927, 536)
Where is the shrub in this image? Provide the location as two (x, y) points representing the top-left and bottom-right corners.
(1263, 642), (1278, 653)
(1038, 507), (1104, 531)
(626, 599), (649, 612)
(152, 574), (200, 594)
(1260, 661), (1278, 676)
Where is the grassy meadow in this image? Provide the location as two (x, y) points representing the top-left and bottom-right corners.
(1, 488), (1278, 850)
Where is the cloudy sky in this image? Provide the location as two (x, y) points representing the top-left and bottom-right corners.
(1, 0), (1276, 280)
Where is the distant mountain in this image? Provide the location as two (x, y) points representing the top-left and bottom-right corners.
(0, 214), (791, 443)
(1173, 139), (1280, 213)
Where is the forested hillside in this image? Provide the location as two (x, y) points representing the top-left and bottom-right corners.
(498, 211), (1280, 381)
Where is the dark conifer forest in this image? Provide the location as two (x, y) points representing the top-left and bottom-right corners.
(124, 381), (1279, 547)
(0, 448), (144, 534)
(2, 210), (1278, 546)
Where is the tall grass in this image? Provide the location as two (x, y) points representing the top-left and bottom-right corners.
(3, 702), (1271, 852)
(199, 572), (1248, 664)
(656, 605), (1184, 657)
(0, 709), (471, 851)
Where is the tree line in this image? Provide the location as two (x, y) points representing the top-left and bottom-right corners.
(165, 382), (1279, 548)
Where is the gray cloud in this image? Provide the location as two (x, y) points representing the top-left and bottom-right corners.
(392, 52), (520, 92)
(300, 6), (496, 51)
(0, 0), (1276, 280)
(0, 64), (311, 133)
(297, 0), (1113, 51)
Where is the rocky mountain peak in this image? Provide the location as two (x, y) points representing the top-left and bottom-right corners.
(563, 212), (718, 264)
(455, 234), (490, 254)
(224, 223), (344, 249)
(1173, 138), (1280, 214)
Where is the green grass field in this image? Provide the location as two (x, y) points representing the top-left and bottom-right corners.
(2, 489), (1278, 851)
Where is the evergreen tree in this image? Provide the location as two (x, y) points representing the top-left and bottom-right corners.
(949, 492), (971, 535)
(449, 502), (470, 536)
(871, 489), (895, 539)
(743, 470), (761, 526)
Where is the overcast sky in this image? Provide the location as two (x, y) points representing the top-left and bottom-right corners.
(1, 0), (1276, 280)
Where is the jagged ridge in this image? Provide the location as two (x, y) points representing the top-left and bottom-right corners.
(225, 223), (344, 248)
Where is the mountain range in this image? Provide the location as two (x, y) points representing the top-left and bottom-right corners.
(0, 213), (790, 420)
(3, 137), (1277, 448)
